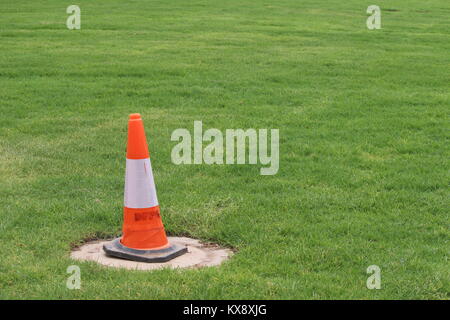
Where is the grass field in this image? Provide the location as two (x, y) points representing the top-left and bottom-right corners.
(0, 0), (449, 299)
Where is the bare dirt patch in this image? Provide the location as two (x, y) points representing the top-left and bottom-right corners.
(70, 237), (232, 270)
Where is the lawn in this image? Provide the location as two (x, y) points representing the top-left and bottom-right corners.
(0, 0), (448, 299)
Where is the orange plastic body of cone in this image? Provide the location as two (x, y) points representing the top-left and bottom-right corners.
(121, 206), (169, 249)
(120, 113), (169, 250)
(126, 113), (150, 159)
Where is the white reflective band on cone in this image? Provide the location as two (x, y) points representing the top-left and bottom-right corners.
(124, 158), (159, 208)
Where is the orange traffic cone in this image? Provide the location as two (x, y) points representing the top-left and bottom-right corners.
(103, 113), (187, 262)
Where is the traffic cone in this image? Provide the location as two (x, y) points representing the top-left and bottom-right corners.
(103, 113), (187, 262)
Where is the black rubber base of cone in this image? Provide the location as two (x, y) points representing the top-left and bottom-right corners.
(103, 238), (188, 263)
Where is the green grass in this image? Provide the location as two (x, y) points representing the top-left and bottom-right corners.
(0, 0), (449, 299)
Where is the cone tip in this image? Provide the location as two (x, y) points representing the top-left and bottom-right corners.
(129, 113), (141, 120)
